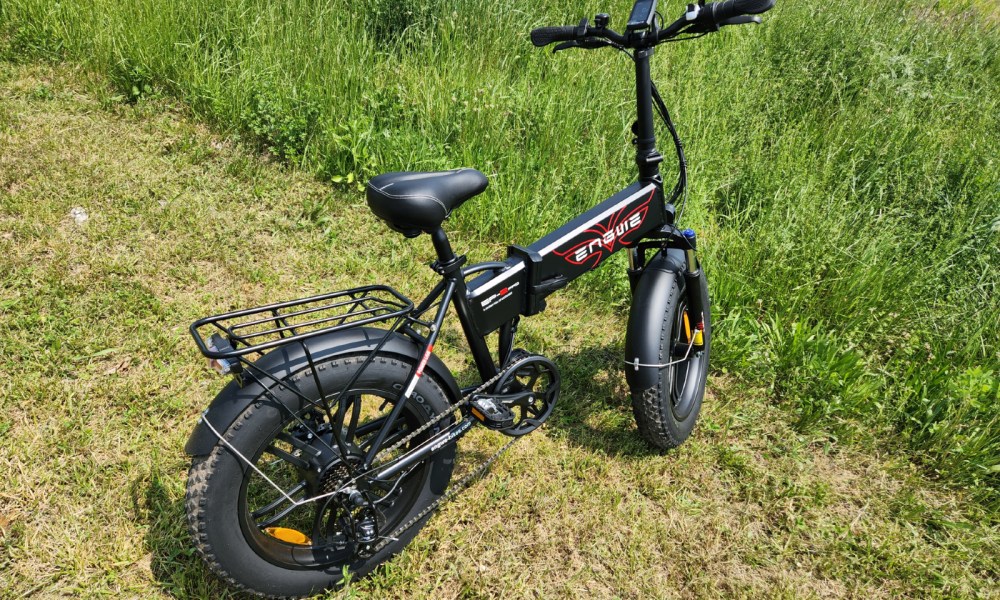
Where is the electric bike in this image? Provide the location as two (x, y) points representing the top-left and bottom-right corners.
(184, 0), (775, 596)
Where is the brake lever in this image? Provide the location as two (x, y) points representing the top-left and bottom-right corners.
(719, 15), (763, 27)
(553, 41), (579, 53)
(553, 38), (612, 53)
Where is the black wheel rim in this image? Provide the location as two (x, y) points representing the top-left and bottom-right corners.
(668, 298), (703, 422)
(235, 382), (431, 569)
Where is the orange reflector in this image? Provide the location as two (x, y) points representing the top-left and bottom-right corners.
(683, 311), (691, 342)
(264, 527), (312, 545)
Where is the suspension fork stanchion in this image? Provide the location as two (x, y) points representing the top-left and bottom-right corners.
(627, 247), (642, 271)
(361, 280), (456, 470)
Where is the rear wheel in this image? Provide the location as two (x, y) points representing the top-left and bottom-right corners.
(630, 277), (711, 449)
(185, 354), (454, 598)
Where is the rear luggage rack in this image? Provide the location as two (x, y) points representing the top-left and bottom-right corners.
(191, 285), (413, 359)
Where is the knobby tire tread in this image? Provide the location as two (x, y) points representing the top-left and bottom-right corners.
(185, 355), (452, 599)
(631, 280), (685, 449)
(184, 420), (292, 598)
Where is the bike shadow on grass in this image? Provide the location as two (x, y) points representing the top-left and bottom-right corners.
(507, 343), (659, 458)
(140, 468), (246, 599)
(447, 337), (658, 458)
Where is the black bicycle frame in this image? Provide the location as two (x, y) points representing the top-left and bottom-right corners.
(465, 181), (664, 333)
(362, 47), (679, 478)
(189, 26), (685, 481)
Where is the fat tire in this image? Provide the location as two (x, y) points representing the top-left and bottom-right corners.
(630, 277), (711, 449)
(185, 354), (455, 598)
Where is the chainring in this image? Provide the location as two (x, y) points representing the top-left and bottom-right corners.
(492, 352), (560, 436)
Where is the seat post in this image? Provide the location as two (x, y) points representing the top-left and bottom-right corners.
(429, 228), (457, 265)
(428, 227), (496, 380)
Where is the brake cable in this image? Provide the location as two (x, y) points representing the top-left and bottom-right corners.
(586, 39), (688, 223)
(550, 27), (692, 227)
(650, 79), (689, 222)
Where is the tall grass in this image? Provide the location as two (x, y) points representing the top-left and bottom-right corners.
(2, 0), (998, 509)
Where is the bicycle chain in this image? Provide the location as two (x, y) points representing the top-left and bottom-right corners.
(369, 436), (519, 555)
(372, 351), (531, 464)
(365, 351), (533, 555)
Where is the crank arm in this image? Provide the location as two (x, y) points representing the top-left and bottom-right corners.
(492, 391), (536, 406)
(372, 417), (475, 481)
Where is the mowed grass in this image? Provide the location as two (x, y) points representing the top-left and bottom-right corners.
(2, 0), (998, 510)
(2, 61), (999, 599)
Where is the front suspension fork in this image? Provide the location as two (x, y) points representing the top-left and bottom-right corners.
(629, 226), (707, 343)
(680, 228), (707, 345)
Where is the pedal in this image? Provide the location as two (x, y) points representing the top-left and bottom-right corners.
(469, 395), (516, 430)
(491, 354), (560, 437)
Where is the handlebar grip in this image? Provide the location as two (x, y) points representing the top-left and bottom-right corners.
(710, 0), (775, 22)
(530, 26), (578, 47)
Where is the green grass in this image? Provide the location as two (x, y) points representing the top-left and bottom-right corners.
(1, 58), (998, 600)
(2, 0), (997, 512)
(1, 0), (999, 595)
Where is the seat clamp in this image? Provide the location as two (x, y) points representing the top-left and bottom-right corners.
(431, 255), (467, 276)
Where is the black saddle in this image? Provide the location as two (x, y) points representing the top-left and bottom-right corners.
(366, 168), (488, 237)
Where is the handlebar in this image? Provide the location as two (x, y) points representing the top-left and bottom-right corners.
(530, 0), (775, 50)
(660, 0), (775, 40)
(530, 26), (580, 47)
(531, 22), (627, 48)
(712, 0), (776, 21)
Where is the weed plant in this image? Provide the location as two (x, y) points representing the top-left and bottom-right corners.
(1, 0), (998, 510)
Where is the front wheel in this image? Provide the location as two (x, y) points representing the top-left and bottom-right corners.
(627, 269), (711, 450)
(185, 353), (455, 598)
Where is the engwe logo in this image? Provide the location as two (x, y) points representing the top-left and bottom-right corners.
(553, 194), (653, 267)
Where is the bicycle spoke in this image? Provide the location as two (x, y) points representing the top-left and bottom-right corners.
(258, 496), (309, 529)
(264, 444), (311, 470)
(251, 480), (308, 521)
(334, 394), (353, 434)
(275, 432), (322, 459)
(359, 411), (409, 451)
(312, 500), (327, 543)
(345, 394), (363, 442)
(355, 414), (387, 438)
(316, 497), (346, 545)
(361, 425), (410, 455)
